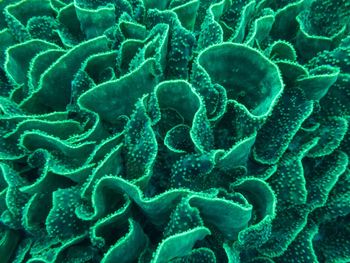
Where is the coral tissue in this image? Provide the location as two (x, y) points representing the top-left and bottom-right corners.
(0, 0), (349, 262)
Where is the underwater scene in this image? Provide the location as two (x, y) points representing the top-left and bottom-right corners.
(0, 0), (349, 262)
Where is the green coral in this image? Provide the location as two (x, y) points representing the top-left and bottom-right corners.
(0, 0), (349, 262)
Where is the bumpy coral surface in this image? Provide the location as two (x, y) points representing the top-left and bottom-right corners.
(0, 0), (349, 262)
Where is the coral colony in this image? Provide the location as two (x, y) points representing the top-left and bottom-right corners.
(0, 0), (350, 262)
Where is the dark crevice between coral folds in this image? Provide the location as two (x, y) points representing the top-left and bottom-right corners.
(0, 0), (350, 262)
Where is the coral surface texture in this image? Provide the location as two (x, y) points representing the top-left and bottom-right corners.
(0, 0), (350, 262)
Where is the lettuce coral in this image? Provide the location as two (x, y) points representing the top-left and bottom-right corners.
(0, 0), (349, 262)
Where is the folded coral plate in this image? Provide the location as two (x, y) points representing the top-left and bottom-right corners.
(0, 0), (349, 262)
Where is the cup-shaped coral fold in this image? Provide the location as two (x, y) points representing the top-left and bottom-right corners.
(197, 43), (283, 118)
